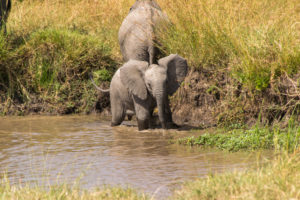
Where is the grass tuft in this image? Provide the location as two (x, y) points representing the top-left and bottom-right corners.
(177, 121), (300, 152)
(0, 28), (117, 114)
(172, 154), (300, 200)
(0, 178), (149, 200)
(158, 0), (300, 91)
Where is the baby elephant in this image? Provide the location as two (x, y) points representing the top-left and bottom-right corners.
(92, 54), (188, 131)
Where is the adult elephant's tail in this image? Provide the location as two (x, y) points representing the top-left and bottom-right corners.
(7, 0), (11, 13)
(90, 74), (110, 93)
(0, 0), (12, 33)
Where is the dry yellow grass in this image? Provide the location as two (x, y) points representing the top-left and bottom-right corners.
(8, 0), (135, 59)
(7, 0), (299, 76)
(157, 0), (300, 90)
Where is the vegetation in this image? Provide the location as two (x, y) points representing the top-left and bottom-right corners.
(159, 0), (300, 125)
(172, 154), (300, 200)
(0, 0), (127, 115)
(159, 0), (300, 90)
(1, 154), (299, 200)
(0, 178), (148, 200)
(0, 28), (117, 115)
(0, 0), (298, 122)
(177, 119), (300, 152)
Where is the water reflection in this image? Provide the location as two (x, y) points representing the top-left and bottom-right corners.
(0, 115), (270, 199)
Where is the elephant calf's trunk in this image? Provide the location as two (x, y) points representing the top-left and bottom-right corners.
(156, 94), (167, 129)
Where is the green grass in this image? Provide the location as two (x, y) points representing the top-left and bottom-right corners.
(172, 154), (300, 200)
(177, 120), (300, 152)
(0, 0), (128, 115)
(0, 28), (117, 114)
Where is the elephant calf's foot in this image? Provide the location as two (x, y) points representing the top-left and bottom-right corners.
(161, 122), (167, 129)
(166, 122), (180, 129)
(137, 119), (149, 131)
(111, 121), (122, 127)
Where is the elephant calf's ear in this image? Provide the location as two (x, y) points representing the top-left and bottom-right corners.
(158, 54), (188, 95)
(120, 60), (149, 100)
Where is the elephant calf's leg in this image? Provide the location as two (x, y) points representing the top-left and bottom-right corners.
(133, 97), (150, 131)
(164, 96), (179, 129)
(111, 113), (125, 126)
(111, 99), (126, 127)
(111, 109), (125, 126)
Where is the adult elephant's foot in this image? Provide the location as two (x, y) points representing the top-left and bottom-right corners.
(137, 119), (149, 131)
(127, 115), (133, 121)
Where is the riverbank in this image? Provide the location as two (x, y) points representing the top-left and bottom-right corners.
(1, 0), (299, 127)
(1, 154), (299, 200)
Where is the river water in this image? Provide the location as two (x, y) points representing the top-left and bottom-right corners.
(0, 115), (270, 199)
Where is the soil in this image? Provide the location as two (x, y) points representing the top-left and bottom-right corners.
(171, 68), (300, 127)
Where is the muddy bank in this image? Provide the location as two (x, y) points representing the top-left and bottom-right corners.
(171, 68), (300, 127)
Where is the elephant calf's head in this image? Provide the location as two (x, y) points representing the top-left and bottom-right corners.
(120, 54), (188, 100)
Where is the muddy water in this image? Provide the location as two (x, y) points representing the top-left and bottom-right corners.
(0, 115), (270, 199)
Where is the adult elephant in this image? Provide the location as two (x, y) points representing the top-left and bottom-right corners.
(118, 0), (168, 65)
(0, 0), (11, 33)
(91, 54), (188, 131)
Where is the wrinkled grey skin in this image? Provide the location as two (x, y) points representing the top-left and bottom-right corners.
(92, 54), (188, 131)
(118, 0), (168, 65)
(0, 0), (11, 34)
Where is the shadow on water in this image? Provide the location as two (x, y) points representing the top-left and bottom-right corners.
(0, 115), (272, 199)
